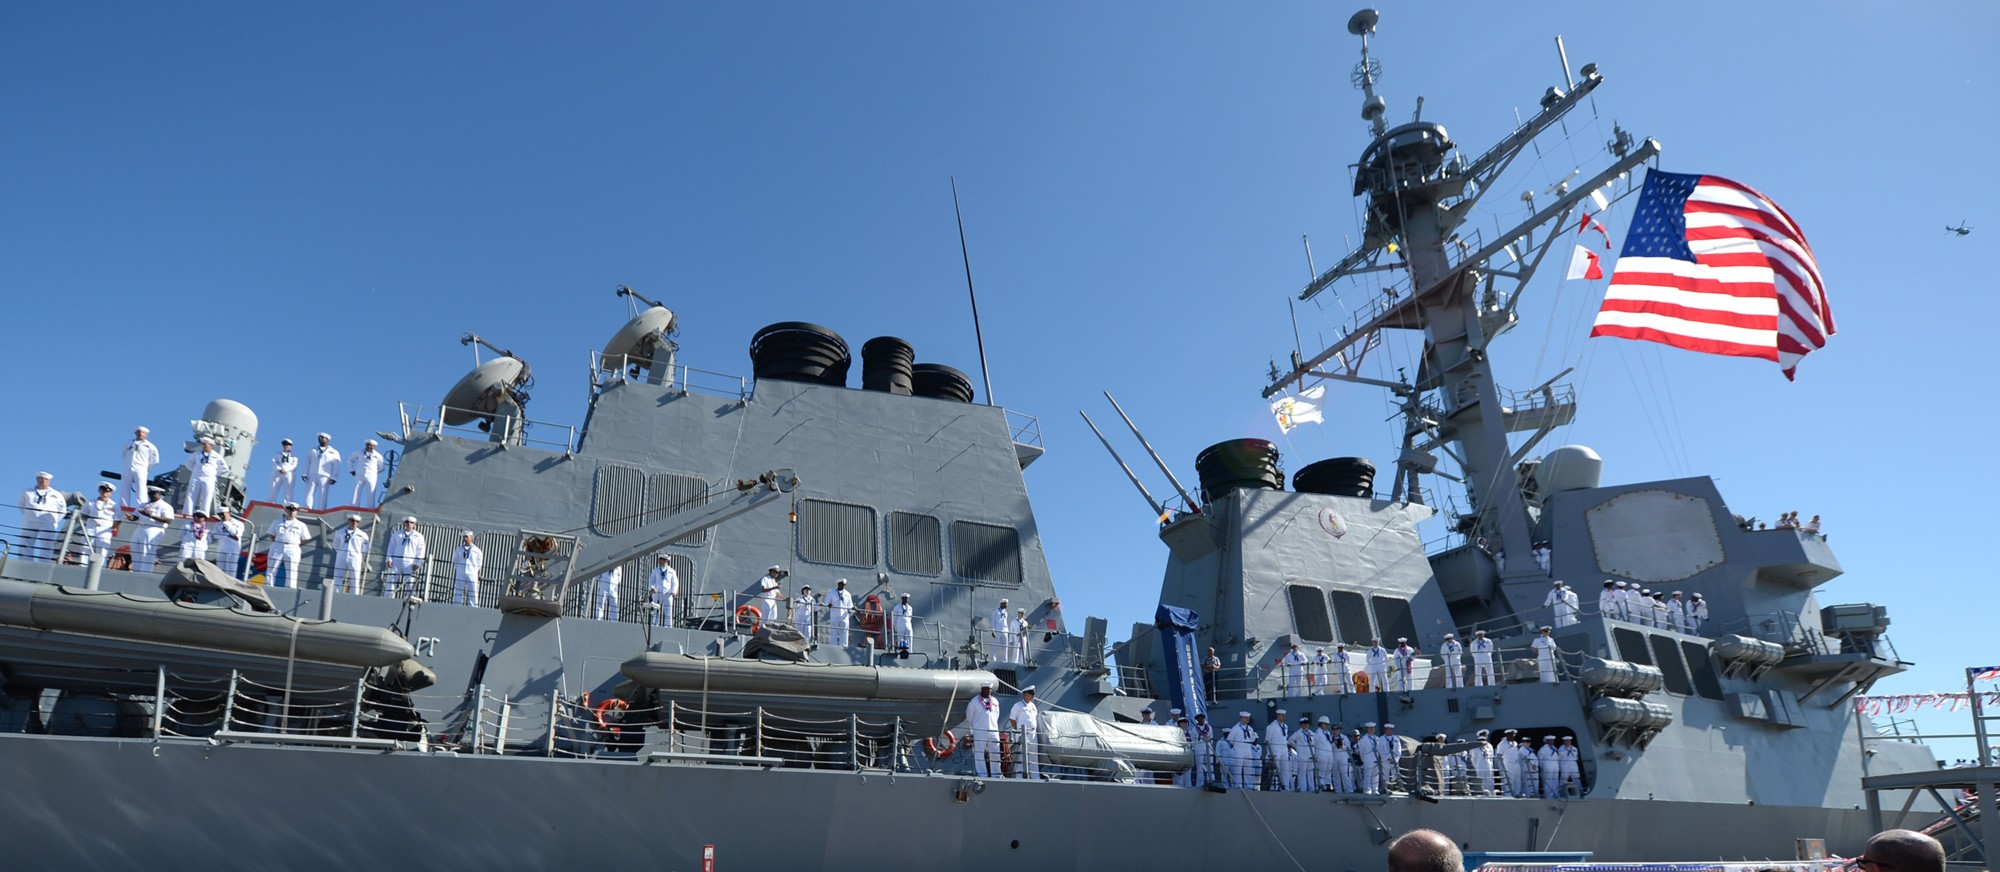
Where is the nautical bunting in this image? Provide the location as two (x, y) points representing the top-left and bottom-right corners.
(1591, 170), (1832, 379)
(1853, 691), (2000, 717)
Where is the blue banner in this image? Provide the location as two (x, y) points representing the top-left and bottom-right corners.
(1155, 604), (1205, 722)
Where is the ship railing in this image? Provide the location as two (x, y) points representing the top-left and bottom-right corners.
(590, 350), (751, 403)
(398, 402), (579, 454)
(681, 589), (1057, 670)
(1005, 410), (1043, 448)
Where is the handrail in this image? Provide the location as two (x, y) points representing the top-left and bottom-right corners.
(398, 402), (578, 453)
(590, 350), (750, 403)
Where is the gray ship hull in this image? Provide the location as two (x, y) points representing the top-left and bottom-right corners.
(0, 732), (1871, 870)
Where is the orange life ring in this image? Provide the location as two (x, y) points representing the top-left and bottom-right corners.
(857, 594), (885, 635)
(924, 729), (958, 759)
(734, 603), (762, 634)
(594, 697), (631, 736)
(1353, 672), (1371, 693)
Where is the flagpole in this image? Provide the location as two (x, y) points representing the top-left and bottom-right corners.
(951, 177), (996, 406)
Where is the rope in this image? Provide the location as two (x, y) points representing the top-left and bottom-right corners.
(1236, 786), (1310, 872)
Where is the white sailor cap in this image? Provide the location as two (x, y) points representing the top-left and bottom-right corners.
(1316, 646), (1325, 652)
(1318, 716), (1331, 725)
(1603, 580), (1617, 586)
(136, 425), (150, 432)
(199, 436), (214, 444)
(1692, 593), (1704, 599)
(1021, 685), (1036, 694)
(900, 592), (910, 599)
(97, 482), (113, 491)
(35, 471), (52, 479)
(402, 515), (417, 523)
(1237, 711), (1253, 718)
(1016, 608), (1026, 615)
(1562, 735), (1575, 741)
(768, 564), (782, 572)
(1543, 734), (1557, 740)
(281, 499), (297, 507)
(1274, 708), (1286, 715)
(1169, 708), (1181, 715)
(461, 530), (474, 538)
(1615, 581), (1628, 588)
(1504, 728), (1518, 734)
(1539, 625), (1553, 631)
(1474, 630), (1486, 636)
(1193, 712), (1206, 719)
(835, 578), (847, 585)
(1672, 590), (1683, 596)
(1362, 721), (1376, 728)
(1552, 579), (1564, 586)
(656, 552), (670, 560)
(1383, 723), (1395, 729)
(317, 432), (330, 439)
(1397, 637), (1408, 643)
(347, 515), (363, 523)
(1175, 714), (1187, 722)
(1476, 729), (1489, 737)
(280, 438), (292, 445)
(999, 598), (1009, 604)
(979, 680), (992, 688)
(800, 585), (812, 592)
(1443, 633), (1455, 639)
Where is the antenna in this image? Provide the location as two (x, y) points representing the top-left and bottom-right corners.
(1348, 8), (1387, 137)
(950, 177), (996, 406)
(1104, 392), (1200, 512)
(1079, 411), (1168, 521)
(1554, 35), (1576, 91)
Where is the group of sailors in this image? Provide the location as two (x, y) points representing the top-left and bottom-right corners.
(1594, 580), (1706, 632)
(715, 571), (922, 656)
(1175, 711), (1585, 798)
(1268, 631), (1531, 696)
(264, 433), (388, 511)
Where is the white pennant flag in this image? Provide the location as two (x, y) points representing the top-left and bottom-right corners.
(1565, 244), (1603, 281)
(1271, 385), (1326, 433)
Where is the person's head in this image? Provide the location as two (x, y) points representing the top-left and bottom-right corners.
(800, 585), (812, 595)
(218, 507), (232, 519)
(978, 683), (991, 698)
(284, 503), (299, 517)
(403, 516), (418, 529)
(1539, 626), (1552, 636)
(1553, 580), (1564, 588)
(1274, 708), (1286, 721)
(901, 593), (910, 602)
(97, 483), (112, 498)
(1238, 711), (1252, 723)
(1475, 630), (1486, 639)
(365, 439), (377, 450)
(34, 471), (51, 486)
(347, 515), (361, 527)
(1859, 829), (1945, 872)
(136, 426), (150, 439)
(1021, 686), (1035, 700)
(1016, 608), (1026, 617)
(461, 531), (474, 544)
(317, 433), (331, 446)
(1383, 723), (1396, 734)
(835, 578), (846, 588)
(281, 438), (293, 450)
(767, 565), (782, 578)
(199, 436), (214, 449)
(1363, 721), (1376, 733)
(656, 553), (669, 565)
(1386, 828), (1463, 872)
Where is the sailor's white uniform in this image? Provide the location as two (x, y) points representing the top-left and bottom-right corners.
(1310, 650), (1331, 694)
(1357, 727), (1382, 794)
(1599, 585), (1621, 621)
(1188, 719), (1215, 786)
(1688, 596), (1708, 633)
(1669, 595), (1689, 632)
(1010, 613), (1030, 664)
(123, 437), (159, 509)
(1308, 724), (1336, 790)
(1328, 729), (1356, 793)
(1532, 633), (1559, 682)
(17, 484), (64, 562)
(216, 515), (245, 578)
(80, 495), (118, 563)
(305, 443), (342, 510)
(1391, 643), (1415, 692)
(1497, 735), (1524, 796)
(826, 586), (854, 646)
(333, 525), (371, 594)
(1378, 729), (1403, 792)
(964, 693), (1002, 777)
(648, 561), (679, 627)
(991, 605), (1018, 661)
(1469, 635), (1495, 686)
(1544, 584), (1579, 627)
(1281, 649), (1308, 697)
(348, 446), (387, 508)
(132, 497), (176, 572)
(1007, 696), (1041, 779)
(384, 526), (427, 598)
(1263, 718), (1291, 791)
(454, 540), (484, 606)
(268, 447), (298, 504)
(1439, 637), (1464, 689)
(890, 599), (914, 652)
(176, 516), (211, 562)
(1556, 741), (1581, 795)
(264, 515), (308, 586)
(1365, 644), (1389, 691)
(791, 591), (817, 641)
(1470, 736), (1496, 795)
(1286, 723), (1315, 791)
(595, 566), (622, 619)
(1225, 720), (1260, 788)
(181, 447), (225, 517)
(1538, 741), (1561, 797)
(1331, 647), (1352, 693)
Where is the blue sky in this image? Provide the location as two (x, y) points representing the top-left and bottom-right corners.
(4, 3), (1996, 753)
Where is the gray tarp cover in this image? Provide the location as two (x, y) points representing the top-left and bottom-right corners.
(160, 558), (276, 613)
(741, 624), (809, 662)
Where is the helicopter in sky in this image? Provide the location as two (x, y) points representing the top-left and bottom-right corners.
(1946, 221), (1973, 236)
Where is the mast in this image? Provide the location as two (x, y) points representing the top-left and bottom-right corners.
(1268, 9), (1660, 581)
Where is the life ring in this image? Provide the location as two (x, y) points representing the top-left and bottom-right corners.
(594, 697), (631, 736)
(924, 729), (958, 759)
(856, 594), (885, 643)
(1353, 672), (1370, 693)
(734, 603), (762, 634)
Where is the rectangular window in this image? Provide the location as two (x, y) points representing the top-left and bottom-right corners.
(951, 520), (1021, 585)
(1682, 640), (1725, 700)
(649, 472), (711, 546)
(1329, 591), (1373, 644)
(1287, 585), (1334, 643)
(888, 511), (942, 576)
(1370, 596), (1417, 647)
(1650, 635), (1693, 695)
(1612, 628), (1653, 666)
(591, 465), (648, 536)
(798, 499), (877, 568)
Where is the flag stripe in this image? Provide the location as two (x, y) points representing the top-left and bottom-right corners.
(1593, 170), (1831, 377)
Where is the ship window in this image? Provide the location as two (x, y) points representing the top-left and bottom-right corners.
(1370, 596), (1417, 647)
(1328, 591), (1373, 644)
(951, 520), (1021, 585)
(591, 464), (648, 536)
(1650, 635), (1694, 695)
(648, 472), (711, 546)
(1612, 628), (1653, 666)
(887, 511), (943, 576)
(797, 499), (877, 568)
(1682, 640), (1725, 700)
(1287, 585), (1334, 643)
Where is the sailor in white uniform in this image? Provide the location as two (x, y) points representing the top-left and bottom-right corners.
(1469, 729), (1495, 795)
(1328, 720), (1356, 793)
(1281, 643), (1309, 697)
(1599, 580), (1620, 621)
(595, 564), (622, 619)
(383, 516), (427, 598)
(181, 436), (225, 518)
(1224, 712), (1260, 789)
(648, 553), (679, 627)
(1286, 715), (1316, 792)
(1632, 588), (1654, 627)
(1331, 644), (1352, 693)
(176, 511), (212, 562)
(1496, 729), (1524, 796)
(1538, 735), (1561, 798)
(1544, 580), (1579, 627)
(890, 593), (915, 657)
(1669, 591), (1690, 632)
(1309, 716), (1337, 791)
(454, 531), (484, 606)
(754, 565), (784, 629)
(1688, 593), (1708, 634)
(215, 507), (246, 578)
(1650, 591), (1671, 628)
(1263, 709), (1291, 791)
(348, 439), (386, 508)
(1533, 542), (1552, 574)
(826, 578), (854, 647)
(1379, 724), (1404, 793)
(1007, 686), (1041, 779)
(1365, 639), (1390, 692)
(131, 487), (176, 572)
(80, 484), (118, 564)
(1310, 647), (1331, 695)
(18, 472), (66, 563)
(1188, 712), (1215, 787)
(1391, 638), (1416, 692)
(1469, 630), (1495, 686)
(1011, 608), (1031, 664)
(792, 585), (817, 642)
(332, 515), (371, 595)
(990, 598), (1017, 662)
(964, 682), (1002, 778)
(1532, 626), (1559, 683)
(304, 433), (341, 511)
(264, 503), (308, 586)
(268, 438), (298, 504)
(122, 427), (159, 509)
(1557, 735), (1582, 796)
(1439, 633), (1464, 689)
(1357, 722), (1382, 794)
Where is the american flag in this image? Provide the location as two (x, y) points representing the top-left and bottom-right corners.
(1971, 666), (2000, 682)
(1590, 170), (1833, 379)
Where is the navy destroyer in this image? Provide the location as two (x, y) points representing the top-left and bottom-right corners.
(0, 10), (1968, 870)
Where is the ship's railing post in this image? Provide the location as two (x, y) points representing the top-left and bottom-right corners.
(221, 669), (240, 732)
(893, 716), (904, 771)
(498, 698), (512, 754)
(472, 685), (487, 754)
(667, 699), (678, 754)
(755, 706), (766, 760)
(546, 690), (559, 756)
(849, 713), (860, 772)
(350, 680), (366, 738)
(151, 664), (167, 739)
